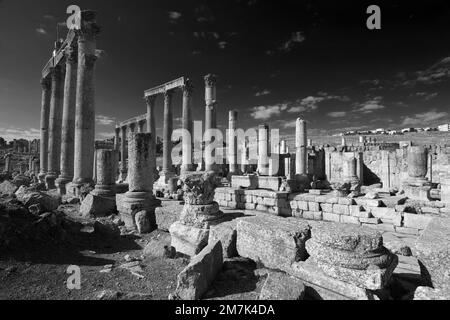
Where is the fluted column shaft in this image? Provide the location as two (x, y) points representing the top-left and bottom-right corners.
(296, 118), (307, 175)
(145, 96), (157, 175)
(39, 77), (52, 182)
(73, 10), (100, 185)
(57, 41), (78, 192)
(163, 90), (174, 173)
(46, 65), (65, 188)
(119, 126), (128, 181)
(204, 74), (217, 172)
(258, 124), (270, 176)
(181, 82), (194, 172)
(228, 110), (239, 174)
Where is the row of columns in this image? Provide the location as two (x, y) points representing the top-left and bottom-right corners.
(38, 11), (100, 193)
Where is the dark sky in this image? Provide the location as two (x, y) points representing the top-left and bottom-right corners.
(1, 0), (450, 142)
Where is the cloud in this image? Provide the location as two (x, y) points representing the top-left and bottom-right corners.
(218, 41), (228, 50)
(354, 96), (385, 114)
(328, 111), (347, 118)
(168, 11), (181, 23)
(255, 89), (271, 97)
(0, 127), (40, 142)
(43, 14), (55, 20)
(250, 104), (288, 120)
(401, 110), (449, 126)
(36, 27), (47, 35)
(279, 32), (305, 52)
(96, 115), (116, 126)
(413, 92), (438, 101)
(287, 93), (349, 113)
(97, 132), (114, 139)
(195, 5), (215, 23)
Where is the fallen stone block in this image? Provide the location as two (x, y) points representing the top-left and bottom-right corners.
(259, 271), (305, 300)
(414, 286), (450, 300)
(236, 215), (311, 273)
(170, 221), (210, 257)
(155, 202), (183, 232)
(208, 219), (238, 259)
(0, 181), (19, 195)
(174, 240), (223, 300)
(80, 194), (116, 218)
(404, 213), (433, 230)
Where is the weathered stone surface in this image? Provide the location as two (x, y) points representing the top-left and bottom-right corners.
(135, 210), (153, 234)
(312, 255), (398, 290)
(155, 202), (183, 232)
(414, 286), (450, 300)
(174, 240), (223, 300)
(306, 240), (394, 270)
(181, 172), (219, 205)
(259, 271), (305, 300)
(143, 232), (175, 259)
(93, 219), (121, 238)
(236, 215), (311, 273)
(208, 219), (238, 259)
(0, 181), (18, 195)
(290, 259), (373, 300)
(404, 213), (433, 230)
(310, 221), (383, 253)
(414, 217), (450, 290)
(170, 221), (210, 257)
(80, 194), (116, 218)
(179, 202), (223, 228)
(16, 190), (61, 213)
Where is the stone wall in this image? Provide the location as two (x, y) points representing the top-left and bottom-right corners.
(215, 187), (450, 237)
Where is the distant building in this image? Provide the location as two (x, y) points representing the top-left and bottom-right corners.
(388, 130), (402, 135)
(402, 128), (416, 133)
(438, 124), (450, 132)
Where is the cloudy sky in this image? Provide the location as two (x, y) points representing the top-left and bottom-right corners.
(0, 0), (450, 142)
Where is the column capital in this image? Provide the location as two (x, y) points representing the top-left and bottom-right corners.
(76, 10), (101, 42)
(182, 80), (194, 97)
(164, 89), (174, 100)
(144, 95), (157, 106)
(40, 77), (51, 91)
(65, 40), (78, 64)
(204, 74), (217, 88)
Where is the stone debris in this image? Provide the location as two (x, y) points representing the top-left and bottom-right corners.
(259, 271), (305, 300)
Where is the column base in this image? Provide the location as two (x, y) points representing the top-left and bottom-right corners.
(402, 181), (432, 201)
(91, 184), (116, 197)
(55, 176), (72, 195)
(45, 173), (58, 190)
(66, 181), (95, 197)
(116, 192), (158, 233)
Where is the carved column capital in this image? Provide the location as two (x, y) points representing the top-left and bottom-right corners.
(144, 95), (157, 107)
(65, 41), (78, 64)
(204, 74), (217, 88)
(182, 80), (194, 98)
(164, 89), (174, 102)
(76, 10), (101, 42)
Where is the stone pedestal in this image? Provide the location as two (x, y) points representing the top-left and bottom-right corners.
(170, 172), (223, 256)
(116, 133), (157, 233)
(343, 156), (361, 193)
(403, 146), (432, 201)
(91, 149), (118, 197)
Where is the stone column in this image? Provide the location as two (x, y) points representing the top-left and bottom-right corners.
(39, 77), (52, 182)
(307, 139), (312, 147)
(295, 118), (307, 175)
(137, 119), (145, 133)
(181, 81), (194, 173)
(343, 156), (360, 191)
(228, 110), (240, 176)
(162, 90), (174, 177)
(341, 136), (346, 147)
(45, 65), (65, 189)
(56, 40), (78, 194)
(72, 10), (100, 187)
(359, 136), (365, 144)
(441, 177), (450, 204)
(204, 74), (218, 172)
(114, 126), (120, 151)
(3, 153), (12, 173)
(280, 140), (287, 154)
(257, 124), (270, 176)
(92, 149), (118, 197)
(118, 126), (128, 183)
(33, 159), (40, 176)
(403, 146), (432, 200)
(241, 139), (249, 174)
(116, 133), (157, 233)
(145, 95), (157, 177)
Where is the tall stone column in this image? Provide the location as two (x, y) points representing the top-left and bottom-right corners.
(45, 65), (65, 189)
(137, 119), (145, 133)
(118, 125), (128, 183)
(204, 74), (218, 172)
(145, 95), (157, 177)
(39, 77), (52, 182)
(114, 126), (120, 151)
(181, 81), (194, 173)
(403, 146), (432, 201)
(161, 90), (174, 179)
(295, 118), (307, 176)
(3, 153), (12, 173)
(257, 124), (270, 176)
(72, 10), (100, 188)
(116, 133), (157, 233)
(56, 40), (78, 194)
(228, 110), (240, 176)
(92, 149), (118, 197)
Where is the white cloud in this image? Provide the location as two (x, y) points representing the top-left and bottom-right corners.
(218, 41), (228, 50)
(36, 28), (47, 35)
(255, 89), (271, 97)
(401, 110), (449, 126)
(354, 96), (385, 114)
(279, 32), (305, 52)
(96, 115), (116, 126)
(168, 11), (182, 21)
(0, 127), (40, 142)
(250, 104), (288, 120)
(413, 92), (438, 101)
(287, 93), (349, 113)
(328, 111), (347, 118)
